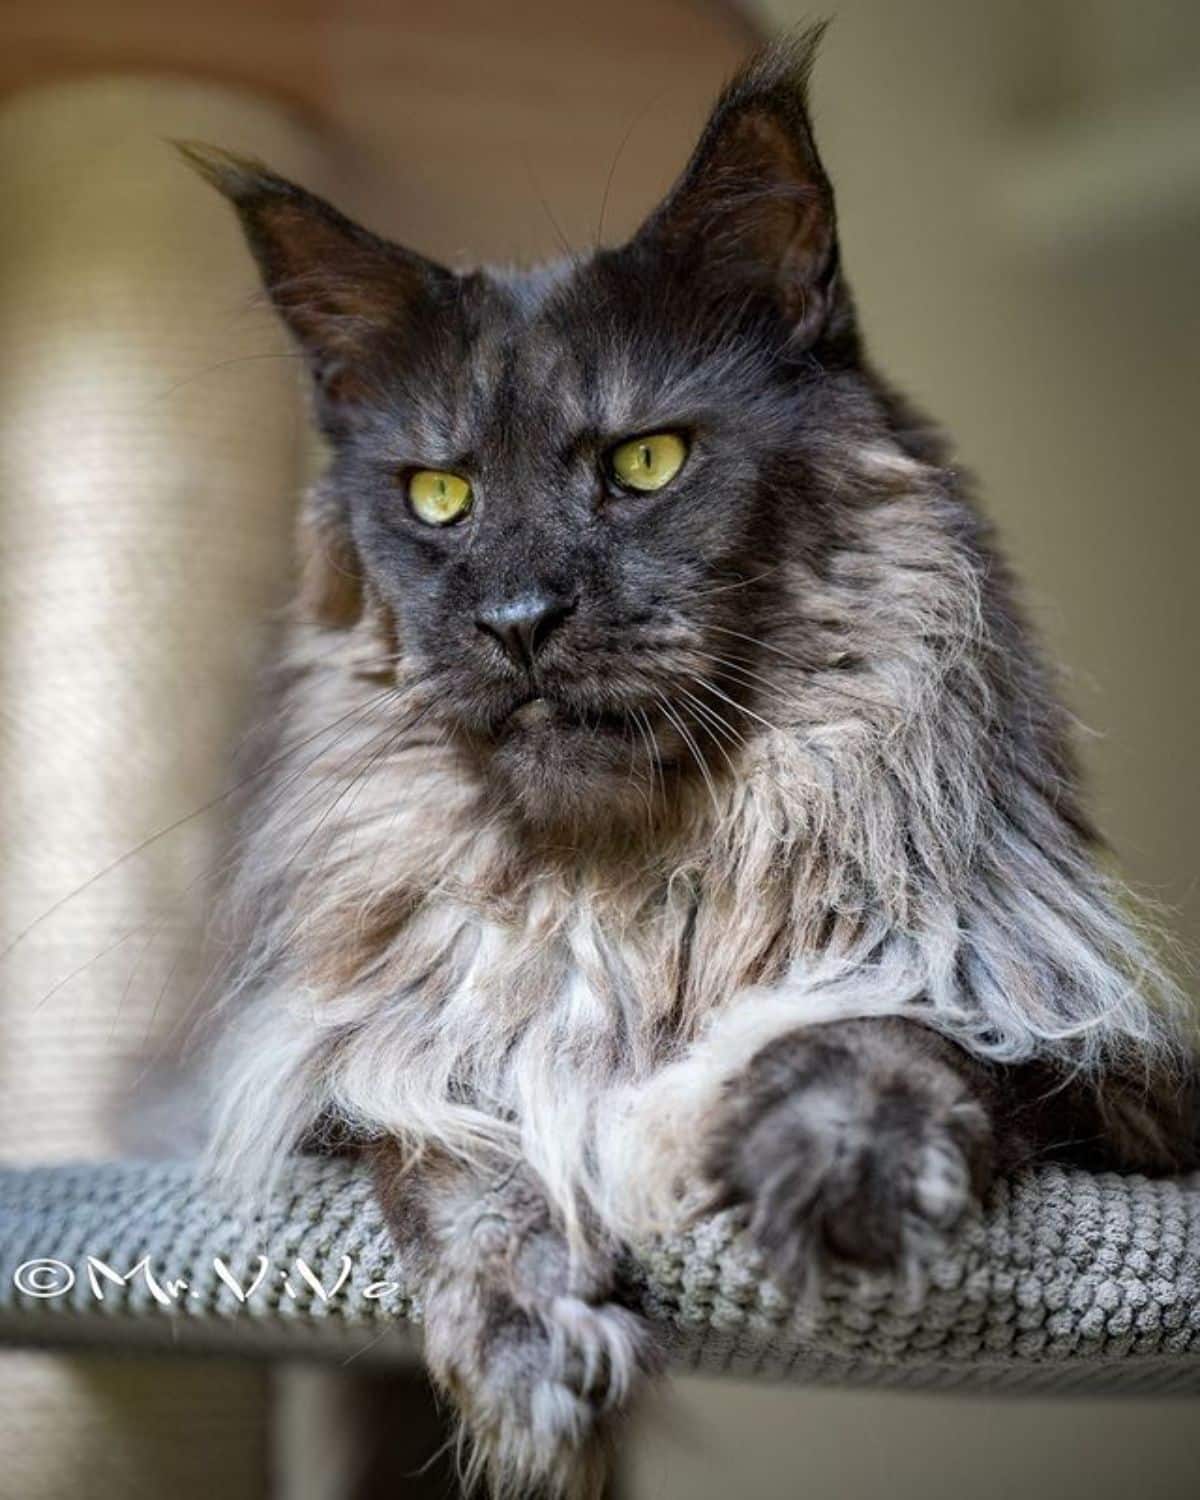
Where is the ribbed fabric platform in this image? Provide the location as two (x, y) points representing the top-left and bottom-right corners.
(2, 1158), (1198, 1391)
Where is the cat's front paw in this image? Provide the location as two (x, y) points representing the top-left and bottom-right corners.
(423, 1281), (655, 1499)
(703, 1019), (994, 1293)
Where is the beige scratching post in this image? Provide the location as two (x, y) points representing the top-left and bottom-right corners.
(0, 76), (331, 1500)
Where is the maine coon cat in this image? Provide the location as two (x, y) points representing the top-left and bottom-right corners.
(185, 33), (1197, 1499)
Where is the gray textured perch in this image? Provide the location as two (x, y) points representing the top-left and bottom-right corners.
(2, 1158), (1199, 1392)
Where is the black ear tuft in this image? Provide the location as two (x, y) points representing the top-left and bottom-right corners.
(173, 140), (279, 201)
(636, 25), (844, 349)
(176, 142), (451, 424)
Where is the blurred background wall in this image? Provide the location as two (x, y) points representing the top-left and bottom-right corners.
(1, 1), (1197, 1497)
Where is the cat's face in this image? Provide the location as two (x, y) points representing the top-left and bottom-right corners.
(190, 41), (874, 829)
(337, 252), (845, 825)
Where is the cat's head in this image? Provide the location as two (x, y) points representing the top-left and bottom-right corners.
(188, 33), (897, 834)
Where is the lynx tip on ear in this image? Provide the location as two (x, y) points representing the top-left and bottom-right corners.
(171, 140), (281, 203)
(723, 21), (830, 105)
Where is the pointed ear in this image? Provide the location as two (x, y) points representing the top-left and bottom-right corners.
(636, 29), (841, 346)
(176, 143), (451, 423)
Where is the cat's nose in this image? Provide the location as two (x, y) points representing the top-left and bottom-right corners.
(476, 592), (577, 671)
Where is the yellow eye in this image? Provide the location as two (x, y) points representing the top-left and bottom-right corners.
(408, 469), (473, 526)
(608, 431), (688, 493)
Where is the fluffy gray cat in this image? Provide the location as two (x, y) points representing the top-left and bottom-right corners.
(184, 32), (1197, 1499)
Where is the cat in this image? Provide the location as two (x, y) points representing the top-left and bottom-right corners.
(184, 31), (1197, 1500)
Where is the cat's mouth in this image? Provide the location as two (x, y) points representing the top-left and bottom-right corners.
(497, 692), (633, 738)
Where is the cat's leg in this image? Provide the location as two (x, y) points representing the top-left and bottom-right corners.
(702, 1016), (1001, 1291)
(702, 1014), (1197, 1292)
(372, 1141), (656, 1500)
